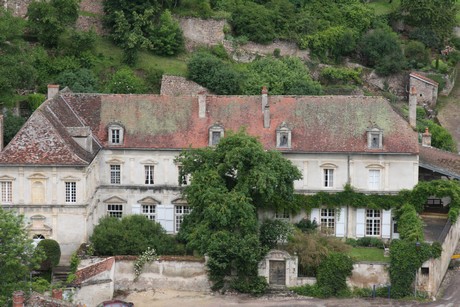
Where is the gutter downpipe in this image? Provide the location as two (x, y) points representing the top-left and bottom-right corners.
(346, 154), (351, 238)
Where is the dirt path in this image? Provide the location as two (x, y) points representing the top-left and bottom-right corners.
(437, 69), (460, 152)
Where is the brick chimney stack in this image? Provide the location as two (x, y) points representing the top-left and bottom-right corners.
(198, 91), (207, 118)
(13, 291), (24, 307)
(409, 86), (417, 128)
(261, 86), (268, 113)
(0, 114), (3, 151)
(422, 127), (432, 147)
(47, 84), (60, 99)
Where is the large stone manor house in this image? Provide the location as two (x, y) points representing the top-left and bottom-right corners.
(0, 85), (450, 262)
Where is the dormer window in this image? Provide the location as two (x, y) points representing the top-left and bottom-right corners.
(108, 125), (124, 145)
(367, 127), (383, 149)
(209, 123), (224, 146)
(276, 122), (291, 148)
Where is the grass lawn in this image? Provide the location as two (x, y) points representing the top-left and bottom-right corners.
(367, 0), (400, 16)
(347, 247), (390, 263)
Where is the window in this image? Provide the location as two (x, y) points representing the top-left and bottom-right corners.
(366, 209), (381, 236)
(209, 124), (224, 146)
(144, 165), (154, 184)
(276, 122), (291, 148)
(1, 181), (12, 203)
(275, 209), (290, 219)
(324, 169), (334, 188)
(175, 205), (191, 232)
(142, 205), (156, 221)
(367, 127), (383, 149)
(107, 204), (123, 218)
(368, 170), (380, 190)
(178, 166), (188, 186)
(320, 208), (335, 234)
(65, 182), (76, 203)
(108, 125), (123, 145)
(110, 165), (121, 184)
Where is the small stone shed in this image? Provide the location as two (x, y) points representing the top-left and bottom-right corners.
(409, 72), (439, 107)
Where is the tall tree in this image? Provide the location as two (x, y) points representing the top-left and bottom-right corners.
(177, 130), (301, 290)
(0, 208), (44, 306)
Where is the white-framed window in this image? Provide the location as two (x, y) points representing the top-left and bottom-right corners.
(108, 125), (123, 145)
(324, 169), (334, 188)
(175, 205), (191, 232)
(107, 204), (123, 218)
(366, 209), (381, 236)
(275, 209), (290, 219)
(142, 205), (156, 221)
(65, 182), (76, 203)
(144, 165), (154, 185)
(368, 169), (380, 190)
(320, 208), (335, 234)
(276, 122), (292, 148)
(1, 181), (12, 203)
(367, 127), (383, 149)
(209, 124), (224, 146)
(110, 165), (121, 184)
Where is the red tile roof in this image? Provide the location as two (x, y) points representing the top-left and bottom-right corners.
(410, 72), (439, 86)
(419, 145), (460, 179)
(0, 93), (418, 165)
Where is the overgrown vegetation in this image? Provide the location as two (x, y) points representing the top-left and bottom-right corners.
(36, 239), (61, 271)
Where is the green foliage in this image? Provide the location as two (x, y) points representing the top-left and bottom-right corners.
(187, 51), (241, 94)
(316, 252), (353, 297)
(242, 57), (322, 95)
(133, 247), (158, 280)
(3, 112), (26, 146)
(352, 237), (384, 248)
(319, 67), (362, 85)
(295, 218), (318, 233)
(291, 283), (325, 297)
(149, 10), (184, 56)
(389, 239), (442, 298)
(425, 74), (446, 92)
(231, 2), (276, 44)
(409, 27), (442, 50)
(417, 120), (457, 153)
(431, 59), (450, 74)
(230, 276), (268, 295)
(105, 67), (146, 93)
(397, 203), (424, 241)
(90, 215), (175, 255)
(0, 208), (44, 306)
(359, 27), (406, 75)
(31, 277), (51, 293)
(27, 93), (46, 111)
(259, 219), (293, 250)
(0, 8), (26, 46)
(56, 68), (99, 93)
(404, 41), (430, 69)
(36, 239), (61, 271)
(177, 130), (301, 292)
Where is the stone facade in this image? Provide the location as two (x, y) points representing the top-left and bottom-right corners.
(3, 0), (32, 17)
(409, 73), (439, 107)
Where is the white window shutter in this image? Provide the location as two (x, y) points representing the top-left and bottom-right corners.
(356, 208), (365, 238)
(336, 207), (346, 237)
(132, 204), (141, 214)
(311, 208), (320, 226)
(382, 209), (392, 239)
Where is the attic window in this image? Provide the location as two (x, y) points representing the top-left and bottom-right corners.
(108, 125), (124, 145)
(367, 127), (383, 149)
(209, 124), (224, 146)
(276, 122), (291, 149)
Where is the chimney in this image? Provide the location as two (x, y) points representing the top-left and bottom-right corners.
(47, 84), (60, 99)
(0, 114), (3, 151)
(198, 91), (206, 118)
(13, 291), (24, 307)
(52, 288), (63, 300)
(422, 127), (431, 147)
(409, 86), (417, 128)
(264, 105), (270, 128)
(261, 86), (268, 113)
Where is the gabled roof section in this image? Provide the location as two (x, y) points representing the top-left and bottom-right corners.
(419, 145), (460, 179)
(62, 93), (418, 154)
(410, 72), (439, 87)
(0, 96), (99, 165)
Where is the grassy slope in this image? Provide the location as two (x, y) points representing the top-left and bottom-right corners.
(347, 247), (390, 263)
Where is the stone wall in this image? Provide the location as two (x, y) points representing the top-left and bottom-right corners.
(179, 17), (226, 51)
(409, 73), (438, 107)
(160, 75), (209, 96)
(347, 262), (390, 288)
(3, 0), (32, 17)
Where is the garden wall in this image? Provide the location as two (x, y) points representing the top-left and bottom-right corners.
(347, 262), (390, 288)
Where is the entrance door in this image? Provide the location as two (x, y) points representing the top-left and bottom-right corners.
(269, 260), (286, 286)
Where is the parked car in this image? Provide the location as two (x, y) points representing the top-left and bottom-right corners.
(96, 300), (134, 307)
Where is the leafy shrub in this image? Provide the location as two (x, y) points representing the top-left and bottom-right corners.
(31, 278), (51, 293)
(417, 119), (457, 153)
(27, 93), (46, 111)
(36, 239), (61, 271)
(231, 2), (275, 44)
(291, 284), (324, 297)
(355, 237), (384, 248)
(56, 68), (98, 93)
(404, 41), (430, 69)
(90, 215), (176, 255)
(397, 203), (424, 241)
(259, 219), (293, 250)
(323, 85), (357, 95)
(320, 67), (362, 85)
(105, 67), (146, 94)
(295, 218), (318, 233)
(316, 252), (353, 297)
(149, 10), (184, 56)
(231, 276), (268, 295)
(431, 59), (450, 74)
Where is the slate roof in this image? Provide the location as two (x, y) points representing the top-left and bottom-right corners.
(419, 145), (460, 179)
(0, 93), (418, 165)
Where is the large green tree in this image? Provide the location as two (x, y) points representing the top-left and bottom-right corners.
(177, 130), (302, 291)
(0, 208), (44, 306)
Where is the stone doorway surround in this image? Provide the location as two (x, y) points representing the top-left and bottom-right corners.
(258, 250), (298, 287)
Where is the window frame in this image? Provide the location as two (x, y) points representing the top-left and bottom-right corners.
(275, 209), (290, 220)
(175, 205), (191, 232)
(209, 124), (224, 146)
(320, 208), (335, 235)
(324, 168), (334, 188)
(65, 181), (77, 203)
(276, 122), (292, 149)
(110, 164), (121, 185)
(367, 127), (383, 149)
(142, 204), (156, 221)
(1, 181), (12, 203)
(144, 165), (154, 185)
(107, 204), (123, 218)
(366, 209), (381, 236)
(368, 169), (381, 190)
(108, 125), (124, 145)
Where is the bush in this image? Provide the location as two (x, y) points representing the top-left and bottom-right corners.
(231, 2), (276, 44)
(231, 276), (268, 295)
(105, 67), (146, 94)
(295, 218), (318, 233)
(417, 119), (457, 153)
(36, 239), (61, 271)
(404, 41), (430, 69)
(431, 59), (450, 74)
(355, 237), (384, 248)
(316, 252), (353, 297)
(259, 219), (293, 250)
(90, 215), (176, 256)
(320, 67), (362, 85)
